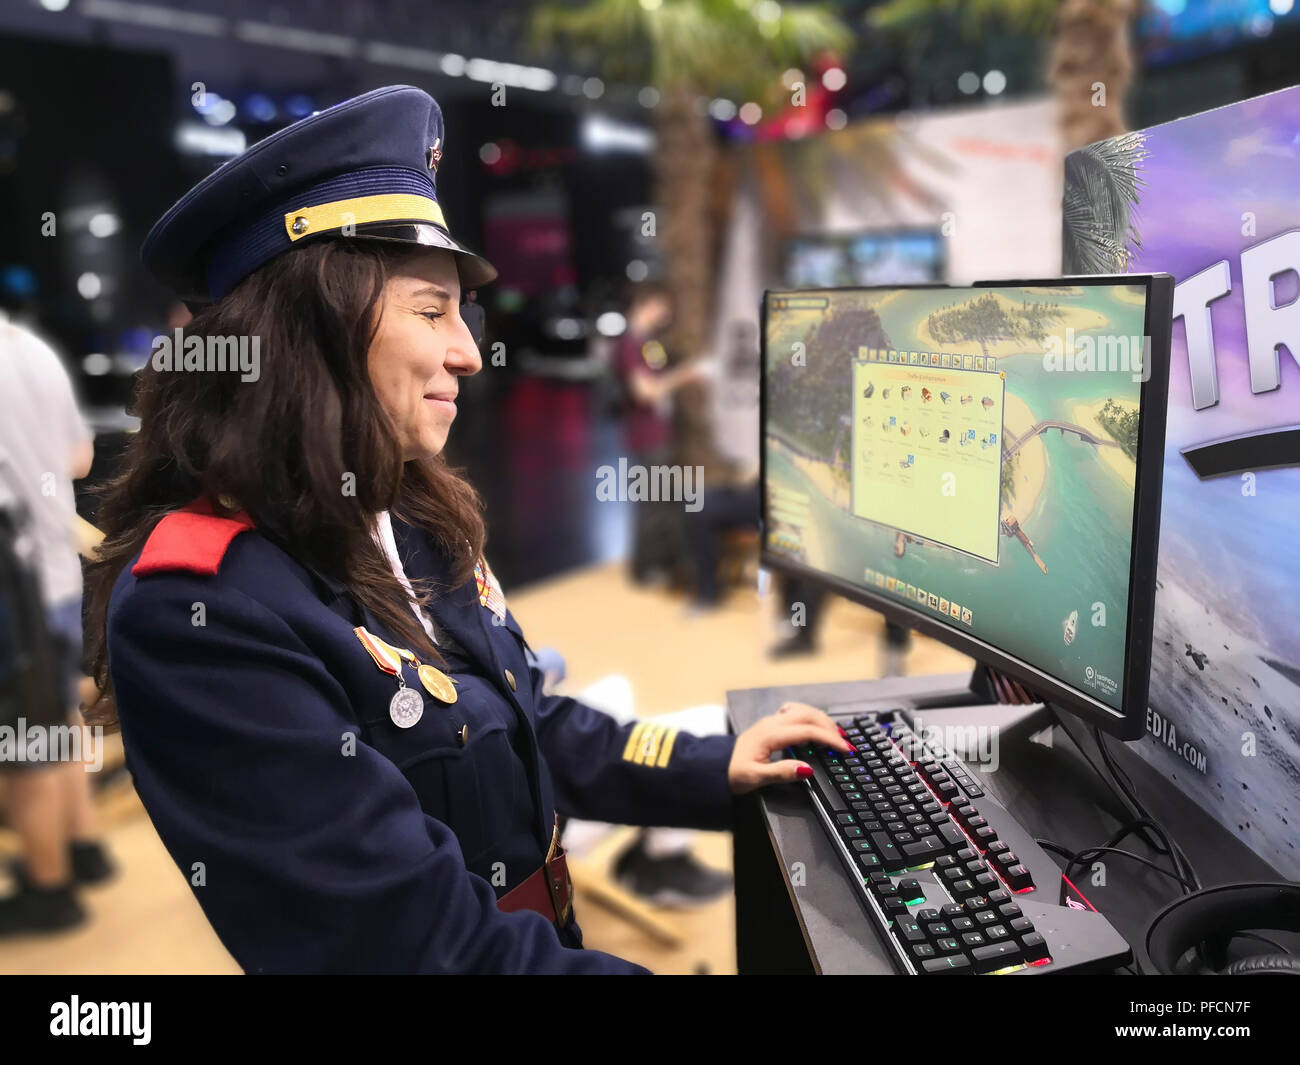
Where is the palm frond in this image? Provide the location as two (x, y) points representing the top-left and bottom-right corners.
(531, 0), (852, 100)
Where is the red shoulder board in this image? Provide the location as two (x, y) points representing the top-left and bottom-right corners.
(132, 497), (255, 577)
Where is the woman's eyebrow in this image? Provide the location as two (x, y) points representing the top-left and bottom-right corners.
(408, 284), (455, 301)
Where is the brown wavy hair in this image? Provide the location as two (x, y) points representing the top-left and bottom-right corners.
(83, 239), (485, 730)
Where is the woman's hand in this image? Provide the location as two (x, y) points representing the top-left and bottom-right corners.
(727, 701), (853, 795)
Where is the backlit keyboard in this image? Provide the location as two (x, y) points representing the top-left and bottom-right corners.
(792, 709), (1131, 974)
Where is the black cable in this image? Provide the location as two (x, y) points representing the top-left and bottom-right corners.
(1070, 818), (1188, 888)
(1052, 713), (1165, 850)
(1093, 728), (1201, 894)
(1036, 838), (1198, 891)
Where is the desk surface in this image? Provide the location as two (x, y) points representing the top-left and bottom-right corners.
(726, 673), (1282, 975)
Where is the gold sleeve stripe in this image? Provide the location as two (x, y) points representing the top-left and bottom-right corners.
(283, 193), (447, 242)
(640, 725), (666, 766)
(655, 727), (678, 768)
(622, 722), (648, 763)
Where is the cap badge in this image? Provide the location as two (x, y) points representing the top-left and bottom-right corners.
(426, 138), (442, 171)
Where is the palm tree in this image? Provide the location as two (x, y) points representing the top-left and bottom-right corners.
(532, 0), (851, 464)
(1061, 130), (1146, 274)
(869, 0), (1140, 151)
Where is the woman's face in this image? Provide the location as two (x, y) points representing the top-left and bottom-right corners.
(368, 248), (481, 461)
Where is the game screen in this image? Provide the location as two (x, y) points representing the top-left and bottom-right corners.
(763, 284), (1151, 711)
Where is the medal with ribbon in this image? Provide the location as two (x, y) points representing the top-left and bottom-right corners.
(353, 626), (458, 728)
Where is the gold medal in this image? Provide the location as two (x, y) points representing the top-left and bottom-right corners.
(418, 663), (457, 704)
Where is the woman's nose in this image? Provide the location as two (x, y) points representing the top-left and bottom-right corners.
(444, 316), (482, 375)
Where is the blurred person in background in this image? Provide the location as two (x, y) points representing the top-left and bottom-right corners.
(0, 310), (115, 937)
(682, 319), (761, 612)
(613, 280), (708, 585)
(81, 85), (852, 974)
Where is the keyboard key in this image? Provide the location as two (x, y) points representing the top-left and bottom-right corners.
(896, 919), (926, 943)
(1009, 917), (1034, 936)
(836, 813), (856, 824)
(858, 854), (881, 871)
(912, 943), (936, 959)
(916, 908), (940, 922)
(922, 954), (973, 974)
(1021, 932), (1049, 961)
(972, 940), (1023, 973)
(940, 903), (965, 918)
(974, 873), (999, 891)
(851, 839), (873, 852)
(934, 937), (961, 954)
(961, 931), (987, 949)
(986, 924), (1011, 941)
(986, 888), (1011, 904)
(974, 910), (999, 925)
(951, 879), (977, 897)
(883, 897), (908, 915)
(1005, 864), (1034, 890)
(998, 902), (1022, 919)
(870, 832), (903, 868)
(902, 836), (945, 861)
(951, 916), (976, 932)
(939, 822), (968, 849)
(928, 922), (951, 938)
(842, 826), (863, 839)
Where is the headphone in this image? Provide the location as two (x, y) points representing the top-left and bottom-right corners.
(1145, 882), (1300, 975)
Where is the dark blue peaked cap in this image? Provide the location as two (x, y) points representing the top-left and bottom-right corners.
(142, 85), (497, 305)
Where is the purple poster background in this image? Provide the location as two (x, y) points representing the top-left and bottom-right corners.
(1068, 86), (1300, 876)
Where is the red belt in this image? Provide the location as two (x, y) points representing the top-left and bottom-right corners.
(497, 815), (573, 927)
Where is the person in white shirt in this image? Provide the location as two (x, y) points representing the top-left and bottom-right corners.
(0, 312), (116, 936)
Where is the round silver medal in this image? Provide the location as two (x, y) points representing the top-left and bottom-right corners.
(389, 685), (424, 728)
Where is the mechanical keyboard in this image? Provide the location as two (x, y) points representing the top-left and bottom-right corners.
(792, 708), (1132, 974)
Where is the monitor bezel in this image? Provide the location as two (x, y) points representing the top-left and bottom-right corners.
(759, 274), (1173, 740)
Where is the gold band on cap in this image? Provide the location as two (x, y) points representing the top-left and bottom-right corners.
(283, 194), (448, 241)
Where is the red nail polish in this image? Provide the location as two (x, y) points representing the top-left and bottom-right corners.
(837, 726), (849, 738)
(796, 765), (814, 779)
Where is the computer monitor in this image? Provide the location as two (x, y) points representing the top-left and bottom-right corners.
(760, 276), (1174, 738)
(784, 228), (945, 289)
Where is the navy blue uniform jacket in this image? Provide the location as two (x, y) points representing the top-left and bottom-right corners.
(107, 500), (737, 973)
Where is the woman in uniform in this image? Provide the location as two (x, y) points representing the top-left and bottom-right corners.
(83, 85), (850, 974)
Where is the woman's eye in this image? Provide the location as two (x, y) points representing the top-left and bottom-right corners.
(421, 311), (445, 322)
